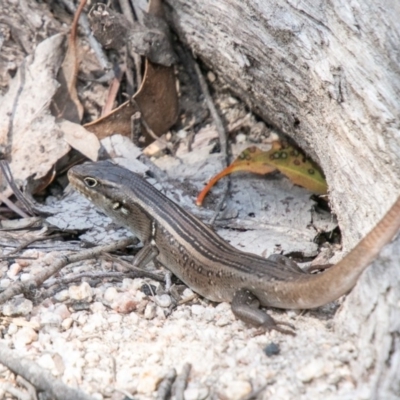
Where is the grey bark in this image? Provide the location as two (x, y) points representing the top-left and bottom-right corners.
(165, 0), (400, 249)
(164, 0), (400, 398)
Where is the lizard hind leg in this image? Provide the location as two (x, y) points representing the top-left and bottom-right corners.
(231, 289), (295, 335)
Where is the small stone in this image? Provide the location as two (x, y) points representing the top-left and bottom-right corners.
(184, 384), (209, 400)
(121, 278), (136, 290)
(111, 293), (138, 314)
(40, 312), (62, 328)
(191, 304), (205, 316)
(223, 380), (252, 400)
(296, 359), (327, 382)
(37, 353), (56, 371)
(2, 298), (33, 316)
(236, 133), (247, 143)
(13, 327), (38, 347)
(137, 369), (162, 394)
(0, 279), (10, 288)
(54, 289), (69, 302)
(144, 303), (156, 320)
(54, 304), (70, 320)
(155, 294), (172, 308)
(69, 282), (93, 302)
(61, 317), (73, 330)
(182, 288), (195, 298)
(7, 263), (21, 280)
(20, 273), (31, 282)
(90, 302), (106, 313)
(8, 323), (18, 335)
(215, 315), (232, 327)
(207, 71), (216, 82)
(85, 351), (100, 365)
(264, 342), (280, 357)
(104, 287), (118, 303)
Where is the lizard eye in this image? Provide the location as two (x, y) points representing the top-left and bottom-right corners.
(84, 177), (98, 188)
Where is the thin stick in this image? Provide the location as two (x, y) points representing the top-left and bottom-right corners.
(0, 161), (33, 216)
(0, 237), (136, 304)
(193, 62), (231, 224)
(0, 343), (95, 400)
(103, 253), (165, 282)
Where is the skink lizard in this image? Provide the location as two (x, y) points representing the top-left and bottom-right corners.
(68, 161), (400, 334)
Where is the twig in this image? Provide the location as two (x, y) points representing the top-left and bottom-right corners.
(156, 368), (177, 400)
(193, 62), (231, 224)
(6, 232), (68, 257)
(0, 161), (33, 216)
(0, 343), (95, 400)
(102, 253), (165, 282)
(43, 270), (164, 289)
(0, 192), (29, 218)
(0, 237), (136, 304)
(175, 363), (192, 400)
(59, 0), (110, 70)
(193, 62), (228, 162)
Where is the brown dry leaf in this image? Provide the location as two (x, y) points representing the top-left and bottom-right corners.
(84, 0), (178, 145)
(50, 0), (86, 122)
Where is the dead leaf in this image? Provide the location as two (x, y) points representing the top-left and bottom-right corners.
(50, 0), (86, 122)
(197, 141), (327, 206)
(60, 120), (100, 161)
(0, 34), (70, 190)
(84, 0), (178, 145)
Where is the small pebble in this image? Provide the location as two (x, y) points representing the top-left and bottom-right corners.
(184, 385), (209, 400)
(104, 287), (118, 303)
(8, 323), (18, 335)
(61, 317), (73, 330)
(223, 380), (252, 400)
(264, 342), (280, 357)
(176, 129), (188, 139)
(40, 312), (62, 329)
(236, 133), (247, 143)
(2, 298), (33, 316)
(54, 289), (69, 302)
(144, 303), (156, 320)
(13, 327), (38, 347)
(191, 304), (205, 316)
(296, 359), (327, 382)
(20, 273), (31, 282)
(207, 71), (216, 82)
(111, 293), (138, 314)
(7, 263), (21, 280)
(37, 353), (56, 371)
(0, 279), (10, 288)
(54, 304), (71, 320)
(69, 282), (93, 302)
(137, 369), (162, 394)
(155, 294), (172, 308)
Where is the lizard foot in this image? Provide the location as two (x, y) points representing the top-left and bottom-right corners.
(231, 289), (296, 336)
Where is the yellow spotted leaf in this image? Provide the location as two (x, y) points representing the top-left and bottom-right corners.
(196, 141), (327, 206)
